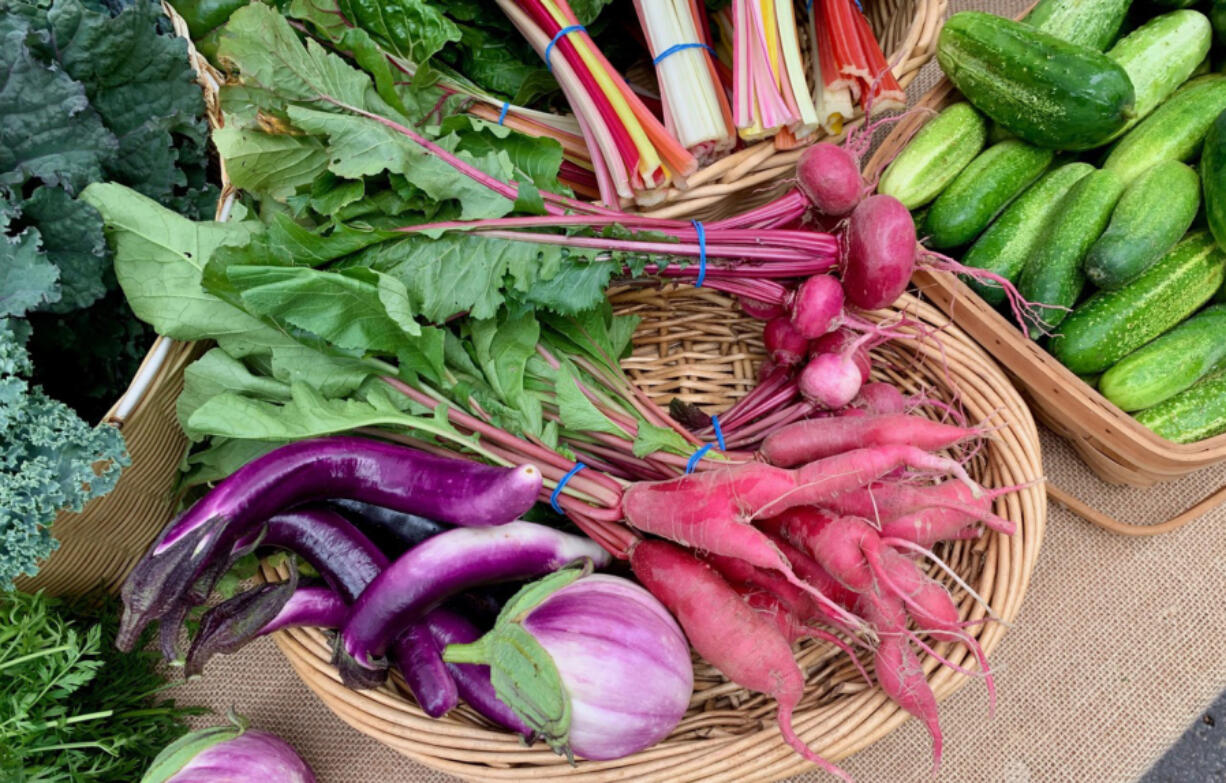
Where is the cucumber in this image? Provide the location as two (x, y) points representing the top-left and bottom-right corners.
(1204, 109), (1226, 252)
(1024, 0), (1132, 50)
(1084, 160), (1201, 290)
(1104, 75), (1226, 185)
(961, 162), (1095, 306)
(1017, 170), (1124, 337)
(878, 103), (988, 210)
(1050, 232), (1226, 374)
(1135, 370), (1226, 443)
(923, 140), (1054, 249)
(936, 12), (1136, 150)
(1104, 10), (1213, 140)
(1099, 304), (1226, 411)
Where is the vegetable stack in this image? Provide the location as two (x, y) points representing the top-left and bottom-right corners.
(880, 0), (1226, 445)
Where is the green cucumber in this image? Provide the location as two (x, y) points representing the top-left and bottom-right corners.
(1018, 170), (1124, 337)
(1099, 304), (1226, 411)
(1084, 160), (1201, 290)
(1135, 370), (1226, 443)
(1204, 109), (1226, 252)
(1104, 10), (1213, 140)
(1024, 0), (1132, 50)
(1104, 75), (1226, 185)
(961, 162), (1095, 306)
(1050, 231), (1226, 374)
(936, 12), (1136, 150)
(878, 103), (988, 210)
(923, 140), (1054, 249)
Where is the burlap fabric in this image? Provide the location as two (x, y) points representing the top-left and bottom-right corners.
(173, 1), (1226, 779)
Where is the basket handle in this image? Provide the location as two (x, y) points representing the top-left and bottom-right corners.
(1047, 482), (1226, 536)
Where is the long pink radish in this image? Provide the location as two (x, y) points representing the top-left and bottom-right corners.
(739, 587), (873, 686)
(631, 540), (853, 782)
(702, 552), (817, 619)
(760, 414), (981, 467)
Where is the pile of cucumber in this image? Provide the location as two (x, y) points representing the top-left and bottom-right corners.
(880, 0), (1226, 445)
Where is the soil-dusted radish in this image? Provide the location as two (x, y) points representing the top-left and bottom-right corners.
(850, 382), (906, 415)
(425, 608), (535, 739)
(797, 142), (865, 217)
(395, 621), (459, 718)
(843, 195), (916, 310)
(789, 275), (845, 339)
(739, 294), (786, 320)
(118, 438), (542, 652)
(764, 317), (810, 366)
(443, 567), (693, 762)
(812, 328), (871, 383)
(630, 540), (853, 782)
(760, 414), (981, 467)
(336, 522), (610, 688)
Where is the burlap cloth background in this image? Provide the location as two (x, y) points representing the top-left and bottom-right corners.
(171, 1), (1226, 779)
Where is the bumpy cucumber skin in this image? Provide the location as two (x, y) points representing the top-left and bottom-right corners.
(1135, 370), (1226, 443)
(923, 140), (1054, 249)
(936, 12), (1136, 151)
(1024, 0), (1131, 50)
(1099, 304), (1226, 411)
(962, 163), (1095, 306)
(1050, 232), (1226, 375)
(1017, 170), (1124, 338)
(879, 103), (988, 210)
(1103, 10), (1213, 139)
(1204, 110), (1226, 253)
(1084, 161), (1201, 290)
(1104, 75), (1226, 185)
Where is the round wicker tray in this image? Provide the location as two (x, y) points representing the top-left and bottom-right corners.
(263, 288), (1046, 782)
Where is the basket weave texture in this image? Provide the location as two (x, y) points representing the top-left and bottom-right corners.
(864, 60), (1226, 536)
(265, 289), (1046, 782)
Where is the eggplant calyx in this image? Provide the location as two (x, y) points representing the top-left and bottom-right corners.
(332, 641), (390, 690)
(184, 564), (300, 679)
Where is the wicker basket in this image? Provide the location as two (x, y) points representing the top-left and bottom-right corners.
(263, 288), (1046, 782)
(863, 67), (1226, 536)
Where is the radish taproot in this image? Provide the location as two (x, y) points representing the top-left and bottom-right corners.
(760, 414), (981, 467)
(843, 195), (916, 310)
(630, 540), (854, 782)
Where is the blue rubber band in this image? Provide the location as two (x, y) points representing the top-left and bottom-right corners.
(711, 414), (726, 451)
(691, 219), (707, 287)
(544, 25), (585, 73)
(550, 462), (587, 513)
(652, 42), (715, 66)
(685, 444), (713, 474)
(496, 102), (510, 125)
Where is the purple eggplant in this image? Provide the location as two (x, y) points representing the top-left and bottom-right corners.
(118, 438), (541, 651)
(335, 521), (610, 689)
(186, 577), (348, 677)
(425, 608), (534, 739)
(327, 498), (449, 556)
(393, 622), (458, 719)
(261, 508), (388, 602)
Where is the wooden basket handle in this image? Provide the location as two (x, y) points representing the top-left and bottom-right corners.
(1047, 483), (1226, 536)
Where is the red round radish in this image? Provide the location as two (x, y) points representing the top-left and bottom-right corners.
(843, 194), (916, 310)
(811, 328), (870, 383)
(798, 352), (863, 409)
(763, 317), (809, 366)
(850, 382), (905, 415)
(796, 142), (863, 217)
(739, 295), (785, 320)
(789, 275), (844, 339)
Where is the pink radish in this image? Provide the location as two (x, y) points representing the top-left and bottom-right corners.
(850, 383), (906, 415)
(797, 142), (864, 217)
(789, 275), (844, 339)
(812, 328), (871, 383)
(799, 351), (864, 409)
(763, 317), (809, 366)
(630, 540), (854, 782)
(760, 414), (981, 467)
(843, 194), (916, 310)
(738, 587), (873, 685)
(739, 294), (786, 320)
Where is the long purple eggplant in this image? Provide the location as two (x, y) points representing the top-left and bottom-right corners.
(426, 608), (534, 739)
(262, 509), (389, 602)
(394, 623), (459, 718)
(335, 521), (610, 689)
(185, 578), (349, 677)
(118, 438), (541, 651)
(327, 498), (450, 557)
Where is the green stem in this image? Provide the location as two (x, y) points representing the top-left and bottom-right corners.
(0, 645), (73, 672)
(441, 638), (490, 665)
